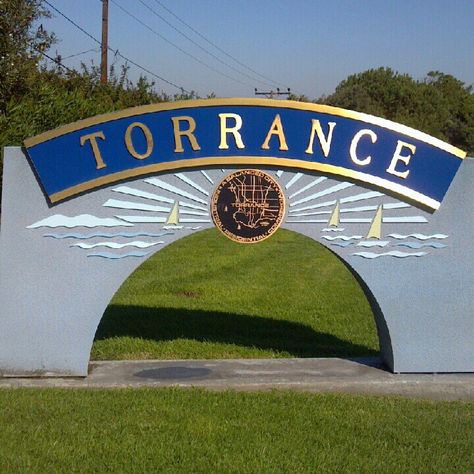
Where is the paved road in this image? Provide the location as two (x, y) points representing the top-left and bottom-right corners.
(1, 358), (473, 401)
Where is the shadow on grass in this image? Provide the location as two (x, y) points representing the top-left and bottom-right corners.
(95, 305), (378, 358)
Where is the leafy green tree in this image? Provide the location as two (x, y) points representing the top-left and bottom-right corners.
(322, 68), (418, 122)
(0, 0), (55, 111)
(0, 61), (198, 200)
(321, 67), (474, 153)
(0, 63), (196, 150)
(423, 71), (474, 152)
(288, 92), (310, 102)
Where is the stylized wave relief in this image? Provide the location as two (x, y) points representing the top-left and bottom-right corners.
(353, 251), (427, 259)
(394, 242), (447, 249)
(44, 231), (174, 240)
(87, 251), (151, 259)
(388, 233), (448, 240)
(321, 235), (362, 241)
(356, 241), (390, 248)
(28, 214), (133, 228)
(72, 241), (164, 250)
(329, 242), (355, 248)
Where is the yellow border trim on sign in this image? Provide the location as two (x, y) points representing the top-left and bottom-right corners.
(49, 155), (441, 210)
(24, 98), (466, 159)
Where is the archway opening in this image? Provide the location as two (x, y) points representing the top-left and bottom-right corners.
(91, 228), (379, 361)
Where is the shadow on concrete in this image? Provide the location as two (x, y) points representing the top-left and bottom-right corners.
(94, 305), (378, 358)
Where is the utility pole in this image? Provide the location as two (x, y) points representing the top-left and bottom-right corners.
(101, 0), (109, 84)
(254, 87), (291, 99)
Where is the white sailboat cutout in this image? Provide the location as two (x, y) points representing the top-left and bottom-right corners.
(366, 204), (383, 239)
(328, 201), (340, 227)
(163, 201), (183, 229)
(321, 200), (345, 232)
(357, 205), (389, 247)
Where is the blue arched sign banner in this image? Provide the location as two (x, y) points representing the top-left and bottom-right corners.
(24, 99), (465, 210)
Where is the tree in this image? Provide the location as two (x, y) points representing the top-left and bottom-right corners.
(423, 71), (474, 153)
(322, 68), (419, 121)
(321, 68), (474, 153)
(0, 0), (55, 111)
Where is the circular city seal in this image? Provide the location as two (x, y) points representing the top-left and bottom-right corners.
(211, 169), (286, 243)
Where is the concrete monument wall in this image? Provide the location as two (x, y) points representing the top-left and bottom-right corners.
(0, 146), (472, 375)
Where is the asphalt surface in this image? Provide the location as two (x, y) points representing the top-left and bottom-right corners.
(1, 357), (473, 400)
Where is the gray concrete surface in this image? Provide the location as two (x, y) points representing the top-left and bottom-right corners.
(2, 149), (474, 376)
(1, 358), (473, 401)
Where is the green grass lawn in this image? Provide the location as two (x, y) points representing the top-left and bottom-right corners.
(3, 230), (472, 474)
(0, 389), (472, 473)
(92, 228), (379, 360)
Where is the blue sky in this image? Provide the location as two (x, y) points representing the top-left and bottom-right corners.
(43, 0), (474, 99)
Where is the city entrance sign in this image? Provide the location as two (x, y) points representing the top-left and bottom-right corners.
(0, 99), (472, 376)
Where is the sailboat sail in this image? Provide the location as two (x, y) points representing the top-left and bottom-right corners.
(366, 205), (383, 239)
(328, 201), (340, 227)
(166, 202), (180, 225)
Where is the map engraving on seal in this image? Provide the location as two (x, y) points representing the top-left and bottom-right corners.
(211, 169), (286, 243)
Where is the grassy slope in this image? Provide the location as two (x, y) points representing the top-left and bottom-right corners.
(0, 389), (472, 473)
(92, 228), (379, 360)
(3, 232), (471, 474)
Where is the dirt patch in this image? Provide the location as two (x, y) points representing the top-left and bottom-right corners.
(174, 290), (201, 299)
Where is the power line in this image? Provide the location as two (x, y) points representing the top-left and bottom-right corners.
(34, 46), (76, 73)
(113, 51), (185, 92)
(61, 48), (100, 60)
(113, 50), (190, 92)
(110, 0), (251, 88)
(42, 0), (191, 93)
(136, 0), (274, 88)
(152, 0), (288, 89)
(43, 0), (101, 46)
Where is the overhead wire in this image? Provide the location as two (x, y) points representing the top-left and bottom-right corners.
(33, 46), (76, 73)
(152, 0), (288, 89)
(136, 0), (275, 88)
(110, 0), (252, 88)
(43, 0), (102, 46)
(42, 0), (191, 93)
(61, 48), (100, 60)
